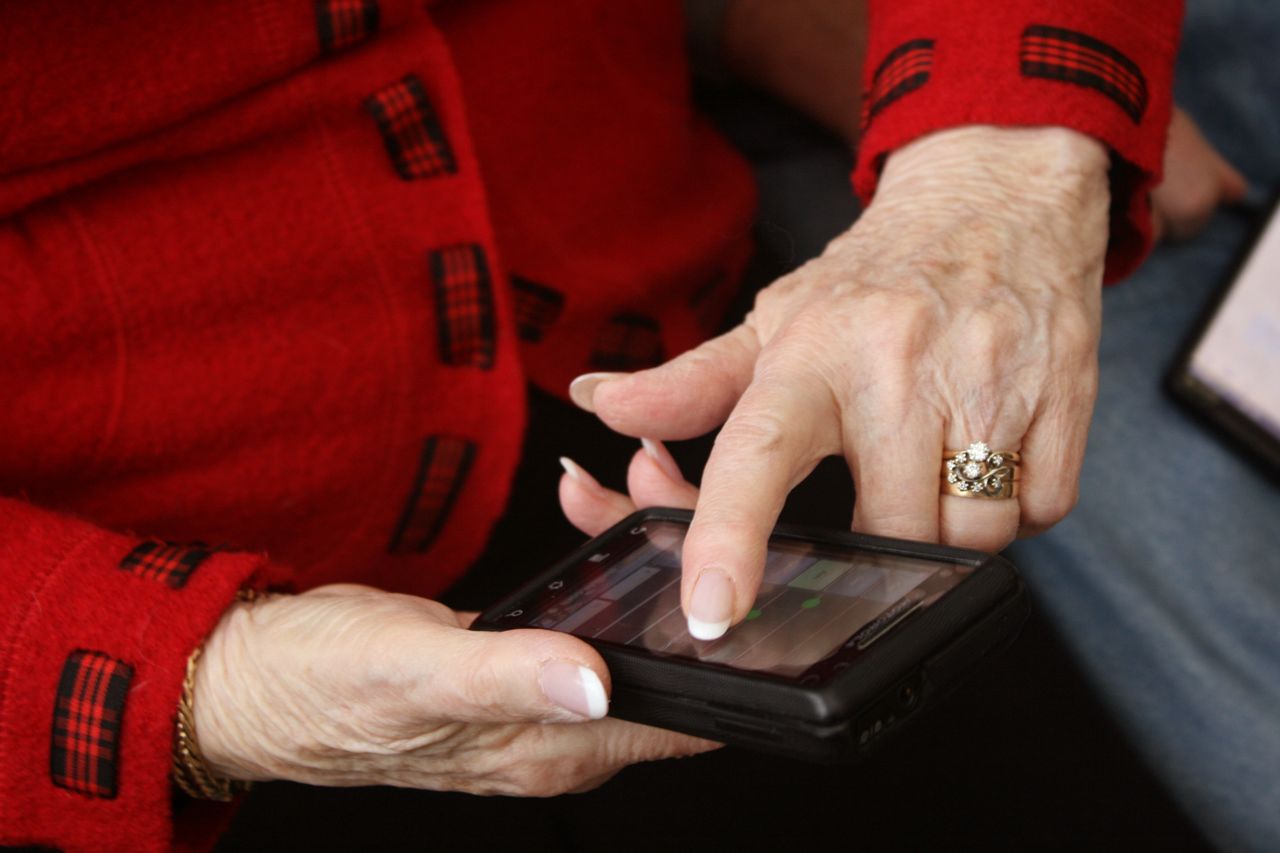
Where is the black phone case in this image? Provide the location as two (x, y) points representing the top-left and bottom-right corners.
(473, 507), (1028, 763)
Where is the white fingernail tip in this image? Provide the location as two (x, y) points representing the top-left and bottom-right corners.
(579, 666), (609, 719)
(687, 615), (731, 641)
(559, 456), (582, 482)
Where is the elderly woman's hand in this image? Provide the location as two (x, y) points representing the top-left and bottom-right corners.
(570, 124), (1110, 639)
(191, 582), (714, 795)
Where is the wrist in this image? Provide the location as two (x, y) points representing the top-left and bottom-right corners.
(188, 596), (270, 783)
(875, 125), (1110, 220)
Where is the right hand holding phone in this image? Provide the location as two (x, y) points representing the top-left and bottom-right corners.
(192, 580), (714, 795)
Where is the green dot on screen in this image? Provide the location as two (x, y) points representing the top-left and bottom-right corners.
(802, 597), (822, 609)
(745, 608), (762, 621)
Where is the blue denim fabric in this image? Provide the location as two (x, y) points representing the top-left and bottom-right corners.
(1005, 3), (1280, 851)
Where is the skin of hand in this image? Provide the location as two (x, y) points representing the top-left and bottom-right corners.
(1152, 107), (1248, 243)
(569, 124), (1111, 640)
(192, 583), (716, 795)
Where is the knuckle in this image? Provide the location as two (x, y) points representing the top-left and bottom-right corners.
(853, 289), (938, 361)
(752, 279), (785, 316)
(716, 408), (790, 456)
(454, 650), (508, 716)
(751, 271), (808, 329)
(954, 311), (1009, 373)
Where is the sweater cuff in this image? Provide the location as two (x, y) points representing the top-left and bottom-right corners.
(0, 499), (290, 852)
(854, 0), (1183, 283)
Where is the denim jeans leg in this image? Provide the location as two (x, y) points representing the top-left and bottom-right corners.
(1007, 4), (1280, 850)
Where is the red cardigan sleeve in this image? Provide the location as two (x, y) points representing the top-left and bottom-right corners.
(0, 498), (286, 852)
(854, 0), (1184, 283)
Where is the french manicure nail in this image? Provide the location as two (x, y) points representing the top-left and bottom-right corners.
(559, 456), (603, 492)
(568, 372), (623, 412)
(687, 568), (734, 640)
(539, 659), (609, 720)
(640, 438), (684, 483)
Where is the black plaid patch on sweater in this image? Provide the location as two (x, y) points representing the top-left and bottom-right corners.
(51, 651), (133, 799)
(590, 313), (664, 371)
(389, 436), (476, 554)
(316, 0), (379, 53)
(510, 276), (565, 343)
(365, 75), (457, 180)
(1020, 25), (1148, 122)
(119, 541), (212, 589)
(430, 243), (496, 369)
(863, 39), (935, 128)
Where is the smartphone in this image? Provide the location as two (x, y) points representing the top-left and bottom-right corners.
(473, 507), (1027, 762)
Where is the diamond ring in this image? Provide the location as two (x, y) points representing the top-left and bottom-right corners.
(942, 442), (1020, 500)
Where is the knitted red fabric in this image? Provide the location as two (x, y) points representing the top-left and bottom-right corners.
(0, 2), (752, 849)
(0, 1), (1175, 850)
(855, 0), (1184, 283)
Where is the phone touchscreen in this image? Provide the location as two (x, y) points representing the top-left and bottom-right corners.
(500, 520), (968, 678)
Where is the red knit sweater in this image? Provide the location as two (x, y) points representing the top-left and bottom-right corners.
(0, 1), (1180, 849)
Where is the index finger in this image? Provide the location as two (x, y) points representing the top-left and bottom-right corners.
(680, 362), (840, 639)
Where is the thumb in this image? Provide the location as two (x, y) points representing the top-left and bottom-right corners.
(436, 627), (612, 724)
(1217, 158), (1248, 204)
(571, 324), (760, 440)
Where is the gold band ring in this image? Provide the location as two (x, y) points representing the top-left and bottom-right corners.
(942, 442), (1020, 500)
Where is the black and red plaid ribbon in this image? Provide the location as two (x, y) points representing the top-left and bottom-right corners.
(389, 436), (476, 554)
(119, 541), (211, 589)
(1020, 25), (1148, 122)
(51, 651), (133, 799)
(864, 38), (935, 127)
(316, 0), (379, 53)
(590, 313), (664, 372)
(430, 243), (497, 369)
(365, 75), (457, 181)
(510, 276), (565, 343)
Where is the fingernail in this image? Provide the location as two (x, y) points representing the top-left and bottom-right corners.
(568, 372), (623, 412)
(687, 569), (734, 640)
(559, 456), (603, 492)
(539, 660), (609, 720)
(640, 438), (683, 482)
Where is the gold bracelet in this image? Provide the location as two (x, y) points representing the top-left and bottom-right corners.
(172, 589), (261, 801)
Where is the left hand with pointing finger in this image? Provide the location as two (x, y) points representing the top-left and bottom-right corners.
(568, 124), (1110, 640)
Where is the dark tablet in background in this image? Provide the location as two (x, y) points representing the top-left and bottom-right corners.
(1169, 194), (1280, 476)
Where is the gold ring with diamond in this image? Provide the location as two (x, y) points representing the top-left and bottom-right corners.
(942, 442), (1020, 500)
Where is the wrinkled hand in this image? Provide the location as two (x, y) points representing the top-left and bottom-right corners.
(193, 584), (714, 795)
(1152, 107), (1248, 242)
(570, 125), (1110, 639)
